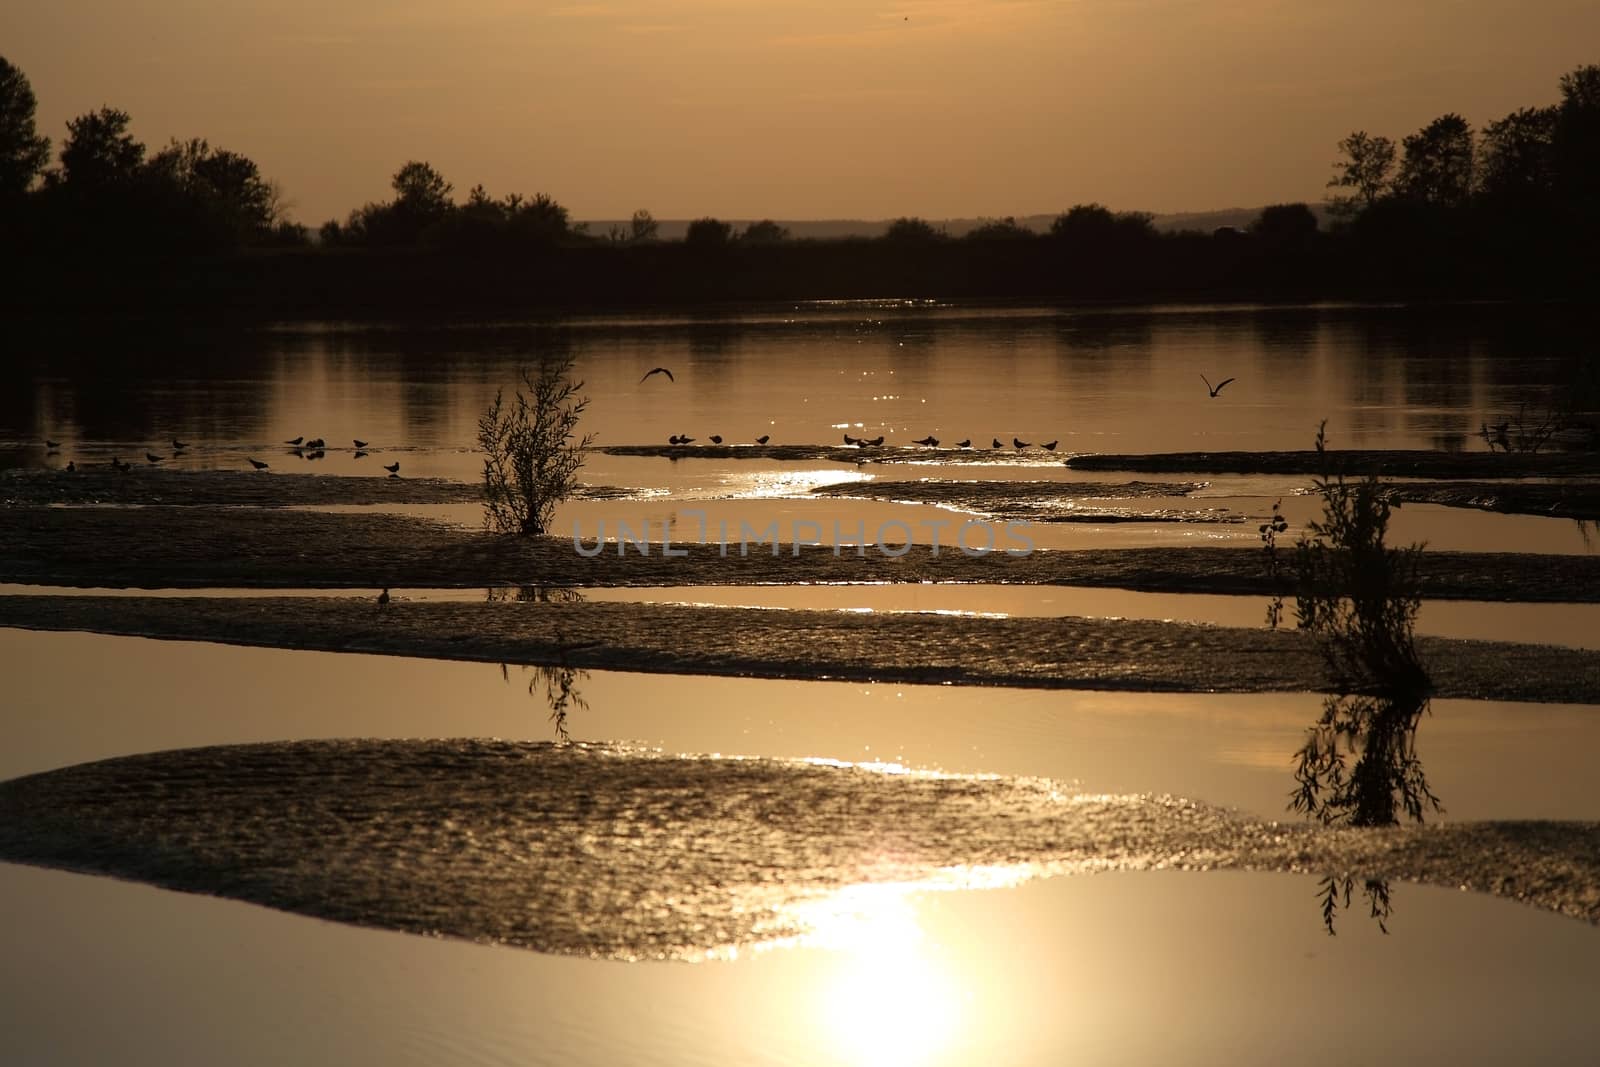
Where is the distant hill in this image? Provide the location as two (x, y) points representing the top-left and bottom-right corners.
(578, 204), (1334, 240)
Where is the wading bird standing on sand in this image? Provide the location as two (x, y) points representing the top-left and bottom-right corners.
(992, 438), (1003, 448)
(286, 436), (303, 446)
(640, 367), (675, 383)
(384, 461), (400, 473)
(956, 439), (971, 448)
(1201, 374), (1235, 397)
(145, 452), (163, 464)
(378, 588), (391, 609)
(1042, 440), (1058, 451)
(1013, 438), (1031, 449)
(249, 458), (269, 470)
(755, 435), (770, 445)
(913, 436), (940, 447)
(66, 461), (75, 472)
(353, 439), (368, 449)
(709, 435), (723, 444)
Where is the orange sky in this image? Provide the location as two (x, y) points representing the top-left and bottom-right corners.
(4, 1), (1596, 225)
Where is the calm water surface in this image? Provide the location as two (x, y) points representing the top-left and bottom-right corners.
(4, 301), (1598, 1064)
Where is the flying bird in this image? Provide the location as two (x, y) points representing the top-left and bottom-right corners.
(1042, 440), (1059, 451)
(755, 435), (770, 445)
(353, 439), (368, 449)
(286, 436), (303, 446)
(640, 367), (675, 383)
(248, 458), (269, 470)
(709, 435), (723, 444)
(1013, 438), (1031, 449)
(1201, 374), (1236, 397)
(384, 461), (400, 473)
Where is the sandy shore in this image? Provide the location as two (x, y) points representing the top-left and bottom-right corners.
(3, 593), (1597, 703)
(4, 504), (1598, 600)
(1065, 450), (1600, 478)
(2, 740), (1596, 960)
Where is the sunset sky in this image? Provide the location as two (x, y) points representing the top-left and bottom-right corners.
(5, 1), (1596, 225)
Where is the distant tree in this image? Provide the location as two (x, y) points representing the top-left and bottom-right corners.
(391, 160), (453, 218)
(1048, 203), (1154, 245)
(507, 191), (569, 244)
(1553, 63), (1600, 203)
(57, 107), (144, 188)
(1396, 114), (1475, 207)
(1326, 131), (1396, 214)
(318, 219), (344, 245)
(684, 216), (732, 246)
(146, 137), (276, 238)
(740, 218), (790, 243)
(629, 208), (659, 242)
(1479, 106), (1559, 201)
(0, 56), (50, 196)
(882, 216), (943, 242)
(1251, 202), (1319, 239)
(965, 216), (1034, 241)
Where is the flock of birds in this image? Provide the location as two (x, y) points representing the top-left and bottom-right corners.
(42, 436), (401, 477)
(647, 368), (1236, 450)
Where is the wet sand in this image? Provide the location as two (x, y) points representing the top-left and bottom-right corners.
(1064, 450), (1600, 478)
(809, 478), (1243, 524)
(1, 740), (1596, 960)
(3, 594), (1597, 703)
(4, 504), (1598, 600)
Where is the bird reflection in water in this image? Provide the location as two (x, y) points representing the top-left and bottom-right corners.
(488, 585), (590, 743)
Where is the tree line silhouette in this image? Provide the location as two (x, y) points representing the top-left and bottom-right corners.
(1, 54), (1596, 316)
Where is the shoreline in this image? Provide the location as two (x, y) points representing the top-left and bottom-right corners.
(4, 594), (1598, 703)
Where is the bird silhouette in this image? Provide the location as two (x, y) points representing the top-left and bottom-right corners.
(145, 452), (163, 464)
(1013, 438), (1031, 449)
(378, 588), (391, 609)
(172, 439), (187, 451)
(306, 438), (325, 449)
(1201, 374), (1235, 397)
(956, 439), (971, 448)
(863, 435), (885, 446)
(992, 438), (1003, 448)
(353, 439), (368, 449)
(914, 436), (940, 447)
(65, 461), (76, 472)
(844, 434), (860, 445)
(640, 367), (675, 383)
(755, 435), (770, 445)
(384, 461), (400, 473)
(1042, 440), (1059, 451)
(45, 439), (60, 450)
(248, 458), (269, 470)
(677, 436), (696, 445)
(669, 435), (682, 445)
(285, 436), (303, 446)
(709, 435), (723, 444)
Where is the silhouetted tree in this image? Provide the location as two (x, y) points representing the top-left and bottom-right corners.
(629, 208), (659, 242)
(740, 218), (790, 243)
(1553, 63), (1600, 206)
(1326, 131), (1396, 215)
(508, 192), (569, 244)
(1479, 106), (1559, 202)
(0, 56), (49, 197)
(882, 216), (943, 242)
(57, 107), (144, 188)
(392, 160), (453, 217)
(1048, 203), (1154, 245)
(1251, 202), (1319, 239)
(1396, 114), (1475, 206)
(146, 138), (277, 240)
(966, 216), (1034, 241)
(684, 216), (732, 245)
